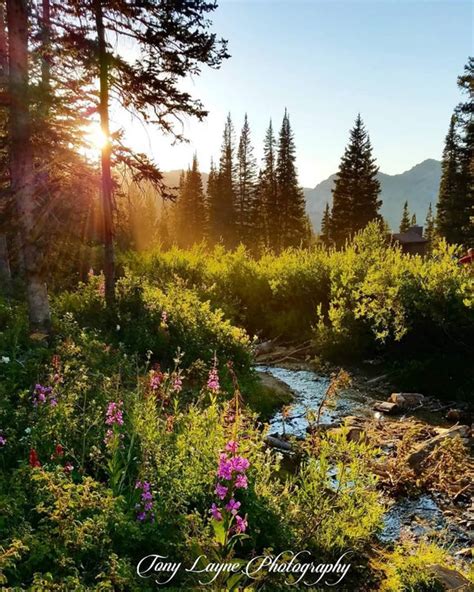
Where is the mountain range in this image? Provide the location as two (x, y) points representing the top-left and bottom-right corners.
(303, 159), (441, 232)
(162, 158), (442, 234)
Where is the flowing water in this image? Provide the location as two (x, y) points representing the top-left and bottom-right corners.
(262, 365), (471, 549)
(260, 365), (373, 437)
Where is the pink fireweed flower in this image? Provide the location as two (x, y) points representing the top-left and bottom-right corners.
(230, 456), (250, 473)
(149, 368), (163, 391)
(172, 374), (183, 393)
(235, 474), (248, 489)
(210, 503), (222, 521)
(215, 483), (228, 500)
(225, 440), (238, 453)
(235, 514), (248, 534)
(217, 456), (233, 481)
(226, 498), (241, 515)
(207, 366), (220, 394)
(105, 401), (124, 426)
(0, 435), (6, 446)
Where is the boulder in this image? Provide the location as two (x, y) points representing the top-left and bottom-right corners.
(373, 401), (400, 415)
(446, 409), (473, 425)
(264, 435), (293, 451)
(256, 370), (294, 400)
(407, 425), (471, 473)
(428, 565), (472, 591)
(389, 392), (425, 408)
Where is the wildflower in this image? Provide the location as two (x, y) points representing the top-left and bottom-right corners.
(207, 365), (220, 394)
(29, 449), (41, 468)
(149, 368), (163, 391)
(54, 444), (64, 457)
(234, 514), (248, 534)
(230, 456), (250, 473)
(215, 483), (228, 500)
(135, 480), (155, 522)
(217, 455), (233, 480)
(32, 384), (53, 406)
(1, 356), (10, 364)
(0, 435), (6, 446)
(116, 324), (121, 331)
(64, 462), (74, 475)
(235, 474), (248, 489)
(105, 401), (124, 426)
(172, 374), (182, 393)
(225, 440), (238, 453)
(226, 498), (241, 515)
(210, 503), (222, 521)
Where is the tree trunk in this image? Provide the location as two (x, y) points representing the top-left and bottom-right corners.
(0, 3), (11, 292)
(7, 0), (50, 332)
(94, 0), (115, 308)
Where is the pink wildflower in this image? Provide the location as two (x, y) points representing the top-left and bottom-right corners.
(235, 474), (248, 489)
(210, 503), (222, 521)
(235, 514), (248, 534)
(215, 483), (228, 500)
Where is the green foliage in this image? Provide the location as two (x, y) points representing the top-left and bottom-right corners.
(373, 540), (471, 592)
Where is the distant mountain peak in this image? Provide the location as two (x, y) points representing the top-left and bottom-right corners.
(304, 159), (441, 232)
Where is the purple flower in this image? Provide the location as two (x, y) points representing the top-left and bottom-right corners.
(225, 440), (238, 453)
(32, 384), (53, 406)
(149, 369), (163, 391)
(217, 457), (233, 480)
(235, 514), (248, 534)
(135, 480), (155, 522)
(0, 435), (6, 447)
(235, 474), (248, 489)
(210, 503), (222, 521)
(215, 483), (228, 500)
(230, 456), (250, 473)
(226, 498), (241, 515)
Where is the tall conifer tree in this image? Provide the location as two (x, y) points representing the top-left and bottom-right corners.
(260, 120), (278, 249)
(320, 202), (331, 246)
(276, 110), (307, 249)
(214, 114), (236, 246)
(425, 203), (435, 248)
(399, 201), (411, 232)
(236, 114), (257, 244)
(436, 116), (463, 243)
(330, 115), (381, 247)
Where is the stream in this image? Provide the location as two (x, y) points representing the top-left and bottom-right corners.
(261, 365), (472, 552)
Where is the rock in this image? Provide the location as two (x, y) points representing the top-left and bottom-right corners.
(264, 435), (293, 451)
(306, 422), (339, 434)
(407, 425), (471, 473)
(256, 370), (294, 400)
(374, 401), (400, 415)
(446, 409), (473, 425)
(428, 565), (472, 591)
(389, 392), (425, 408)
(255, 340), (276, 356)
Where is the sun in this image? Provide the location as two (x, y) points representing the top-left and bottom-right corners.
(85, 124), (109, 151)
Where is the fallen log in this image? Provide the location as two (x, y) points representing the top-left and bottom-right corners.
(389, 392), (425, 409)
(264, 434), (293, 451)
(374, 401), (400, 415)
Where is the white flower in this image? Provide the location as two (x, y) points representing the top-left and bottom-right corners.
(116, 324), (121, 331)
(1, 356), (10, 364)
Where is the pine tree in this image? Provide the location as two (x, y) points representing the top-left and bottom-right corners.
(207, 115), (236, 246)
(206, 158), (219, 243)
(320, 202), (331, 246)
(7, 0), (51, 331)
(260, 120), (278, 250)
(436, 116), (463, 243)
(399, 201), (411, 232)
(276, 110), (307, 249)
(425, 203), (435, 248)
(330, 115), (381, 247)
(176, 155), (206, 247)
(236, 114), (257, 245)
(54, 1), (228, 303)
(455, 58), (474, 244)
(410, 213), (417, 226)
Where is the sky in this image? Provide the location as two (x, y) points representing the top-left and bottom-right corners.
(116, 0), (473, 188)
